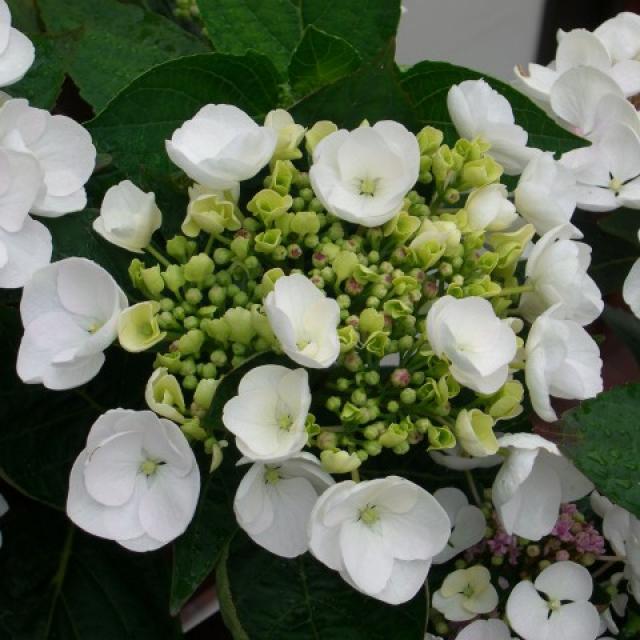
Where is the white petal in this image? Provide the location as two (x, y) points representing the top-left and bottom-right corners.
(0, 28), (34, 87)
(624, 258), (640, 318)
(457, 619), (513, 640)
(507, 580), (552, 640)
(0, 147), (42, 232)
(0, 216), (51, 288)
(547, 601), (601, 640)
(534, 560), (593, 601)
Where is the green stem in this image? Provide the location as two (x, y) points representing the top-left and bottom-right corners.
(205, 233), (216, 254)
(45, 526), (75, 634)
(145, 244), (170, 267)
(351, 468), (361, 483)
(74, 389), (105, 413)
(465, 470), (482, 507)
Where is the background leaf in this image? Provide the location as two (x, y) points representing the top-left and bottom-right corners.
(36, 0), (207, 112)
(196, 0), (301, 73)
(288, 27), (361, 99)
(217, 533), (428, 640)
(560, 384), (640, 519)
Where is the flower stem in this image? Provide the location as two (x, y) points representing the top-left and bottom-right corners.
(145, 244), (170, 267)
(351, 468), (361, 483)
(465, 470), (482, 507)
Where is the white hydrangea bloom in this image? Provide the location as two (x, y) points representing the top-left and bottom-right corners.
(0, 0), (34, 87)
(17, 257), (127, 389)
(234, 453), (333, 558)
(309, 476), (450, 604)
(309, 120), (419, 227)
(264, 273), (340, 369)
(223, 365), (311, 462)
(93, 180), (162, 253)
(426, 295), (517, 394)
(166, 104), (276, 190)
(67, 409), (200, 552)
(506, 561), (600, 640)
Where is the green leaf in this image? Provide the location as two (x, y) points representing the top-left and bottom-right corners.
(170, 453), (242, 614)
(196, 0), (301, 73)
(289, 27), (361, 98)
(218, 533), (428, 640)
(300, 0), (401, 63)
(602, 306), (640, 363)
(0, 498), (180, 639)
(88, 52), (281, 214)
(399, 60), (587, 154)
(36, 0), (207, 112)
(0, 307), (152, 509)
(561, 384), (640, 519)
(598, 208), (640, 246)
(6, 0), (40, 34)
(9, 33), (74, 109)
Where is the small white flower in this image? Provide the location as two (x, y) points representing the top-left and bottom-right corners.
(432, 488), (486, 564)
(464, 184), (517, 232)
(426, 296), (517, 394)
(309, 121), (419, 227)
(67, 409), (200, 552)
(308, 476), (450, 604)
(145, 367), (186, 424)
(561, 123), (640, 212)
(234, 453), (333, 558)
(525, 305), (603, 422)
(432, 565), (499, 621)
(93, 180), (162, 253)
(506, 561), (601, 640)
(493, 433), (593, 540)
(519, 224), (603, 325)
(17, 257), (128, 389)
(264, 273), (340, 369)
(0, 144), (42, 233)
(0, 216), (51, 288)
(456, 619), (514, 640)
(623, 238), (640, 318)
(0, 0), (34, 87)
(0, 99), (96, 216)
(447, 79), (535, 175)
(166, 104), (276, 190)
(222, 365), (311, 462)
(264, 109), (306, 161)
(515, 152), (577, 234)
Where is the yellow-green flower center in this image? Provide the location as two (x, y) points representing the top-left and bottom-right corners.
(359, 505), (379, 526)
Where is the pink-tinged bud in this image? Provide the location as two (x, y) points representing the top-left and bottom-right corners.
(391, 368), (411, 388)
(312, 252), (327, 267)
(345, 277), (364, 295)
(555, 550), (570, 562)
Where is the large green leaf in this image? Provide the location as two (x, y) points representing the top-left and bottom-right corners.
(0, 307), (152, 509)
(217, 533), (428, 640)
(300, 0), (401, 63)
(602, 306), (640, 364)
(399, 60), (586, 154)
(289, 27), (361, 99)
(598, 208), (640, 246)
(196, 0), (301, 73)
(561, 384), (640, 518)
(170, 453), (242, 614)
(36, 0), (207, 112)
(0, 497), (180, 639)
(88, 52), (281, 212)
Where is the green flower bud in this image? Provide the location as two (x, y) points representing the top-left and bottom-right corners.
(128, 258), (148, 294)
(383, 298), (412, 319)
(364, 330), (389, 357)
(182, 192), (240, 238)
(431, 144), (456, 183)
(426, 425), (456, 451)
(250, 304), (276, 343)
(383, 211), (421, 243)
(316, 431), (338, 450)
(392, 441), (410, 455)
(118, 301), (166, 352)
(254, 228), (282, 254)
(459, 156), (503, 189)
(184, 253), (215, 286)
(417, 126), (444, 155)
(291, 210), (320, 236)
(320, 449), (361, 474)
(340, 401), (366, 424)
(193, 378), (219, 411)
(454, 409), (499, 457)
(154, 351), (182, 374)
(223, 307), (255, 344)
(165, 235), (194, 263)
(400, 388), (416, 404)
(247, 189), (293, 225)
(332, 250), (359, 284)
(268, 159), (296, 195)
(179, 358), (197, 377)
(338, 325), (359, 353)
(138, 264), (164, 298)
(176, 329), (205, 355)
(265, 110), (306, 161)
(379, 423), (407, 448)
(487, 380), (524, 419)
(260, 267), (285, 295)
(363, 440), (383, 456)
(230, 235), (250, 260)
(359, 308), (385, 334)
(178, 417), (207, 441)
(305, 120), (338, 155)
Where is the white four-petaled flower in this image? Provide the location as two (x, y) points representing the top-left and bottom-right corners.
(223, 365), (311, 462)
(264, 273), (340, 369)
(17, 257), (128, 389)
(426, 295), (517, 394)
(432, 565), (499, 621)
(166, 104), (276, 190)
(308, 476), (450, 604)
(67, 409), (200, 552)
(492, 433), (593, 540)
(506, 561), (601, 640)
(309, 120), (420, 227)
(234, 453), (333, 558)
(93, 180), (162, 253)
